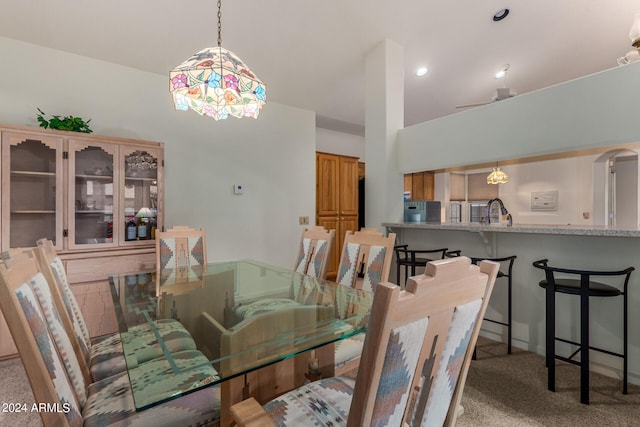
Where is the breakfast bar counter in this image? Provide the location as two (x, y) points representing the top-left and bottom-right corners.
(383, 222), (640, 238)
(382, 221), (640, 387)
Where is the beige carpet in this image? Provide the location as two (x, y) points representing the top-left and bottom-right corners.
(0, 337), (637, 426)
(458, 337), (640, 426)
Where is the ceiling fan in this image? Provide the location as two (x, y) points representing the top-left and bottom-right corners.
(456, 65), (517, 109)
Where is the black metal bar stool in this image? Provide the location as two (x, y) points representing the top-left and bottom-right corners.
(393, 245), (448, 285)
(532, 259), (634, 404)
(447, 251), (516, 355)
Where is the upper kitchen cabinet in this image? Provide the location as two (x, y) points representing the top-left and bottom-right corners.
(1, 131), (64, 251)
(403, 171), (434, 200)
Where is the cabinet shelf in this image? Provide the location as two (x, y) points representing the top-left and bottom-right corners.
(76, 210), (113, 215)
(11, 170), (55, 177)
(76, 174), (114, 180)
(125, 176), (157, 182)
(11, 210), (56, 214)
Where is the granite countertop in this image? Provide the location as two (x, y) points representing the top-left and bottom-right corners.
(382, 222), (640, 237)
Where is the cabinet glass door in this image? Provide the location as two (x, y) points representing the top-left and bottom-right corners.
(120, 147), (162, 245)
(68, 140), (118, 249)
(1, 132), (64, 250)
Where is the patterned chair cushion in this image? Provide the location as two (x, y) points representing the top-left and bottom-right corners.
(84, 350), (220, 426)
(158, 236), (205, 270)
(334, 334), (365, 369)
(336, 244), (387, 291)
(371, 317), (429, 426)
(416, 299), (481, 426)
(233, 298), (301, 320)
(361, 245), (386, 292)
(50, 256), (92, 361)
(336, 243), (360, 287)
(294, 237), (313, 274)
(15, 281), (84, 426)
(295, 238), (328, 279)
(90, 319), (198, 382)
(263, 376), (355, 426)
(28, 271), (89, 406)
(306, 239), (328, 279)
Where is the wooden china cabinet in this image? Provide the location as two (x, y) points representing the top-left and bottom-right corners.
(0, 124), (164, 358)
(315, 152), (359, 280)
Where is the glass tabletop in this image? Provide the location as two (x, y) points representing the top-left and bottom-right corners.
(108, 259), (373, 410)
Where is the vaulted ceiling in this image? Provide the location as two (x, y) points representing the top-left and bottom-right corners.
(1, 0), (638, 133)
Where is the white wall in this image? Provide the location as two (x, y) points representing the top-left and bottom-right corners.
(0, 37), (316, 268)
(397, 62), (640, 173)
(316, 127), (365, 161)
(497, 155), (597, 225)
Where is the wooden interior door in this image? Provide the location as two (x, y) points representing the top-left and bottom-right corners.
(316, 153), (339, 216)
(339, 156), (359, 216)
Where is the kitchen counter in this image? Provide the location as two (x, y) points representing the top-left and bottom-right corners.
(382, 222), (640, 238)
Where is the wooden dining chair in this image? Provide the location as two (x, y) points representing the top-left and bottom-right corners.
(231, 256), (499, 426)
(0, 249), (222, 427)
(294, 226), (335, 280)
(32, 238), (197, 383)
(228, 227), (336, 324)
(332, 227), (395, 375)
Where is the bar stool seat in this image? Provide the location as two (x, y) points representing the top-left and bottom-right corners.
(533, 259), (634, 405)
(538, 279), (620, 297)
(393, 245), (447, 285)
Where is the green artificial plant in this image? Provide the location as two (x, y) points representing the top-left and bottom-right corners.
(36, 108), (93, 133)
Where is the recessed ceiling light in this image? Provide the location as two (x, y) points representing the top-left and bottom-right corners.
(493, 8), (509, 22)
(495, 64), (510, 79)
(416, 67), (429, 77)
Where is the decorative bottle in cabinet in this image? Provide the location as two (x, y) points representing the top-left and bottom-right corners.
(126, 215), (137, 241)
(137, 217), (148, 240)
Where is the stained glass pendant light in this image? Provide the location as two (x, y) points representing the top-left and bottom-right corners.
(169, 0), (266, 120)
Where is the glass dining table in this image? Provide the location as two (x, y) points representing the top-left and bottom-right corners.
(108, 259), (373, 424)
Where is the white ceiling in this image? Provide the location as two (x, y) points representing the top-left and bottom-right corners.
(1, 0), (639, 134)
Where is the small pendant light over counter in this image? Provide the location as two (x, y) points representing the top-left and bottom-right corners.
(169, 0), (266, 120)
(487, 163), (508, 184)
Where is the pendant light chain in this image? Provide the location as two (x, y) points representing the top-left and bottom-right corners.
(217, 0), (222, 47)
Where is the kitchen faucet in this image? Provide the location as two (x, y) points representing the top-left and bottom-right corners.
(486, 198), (512, 226)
